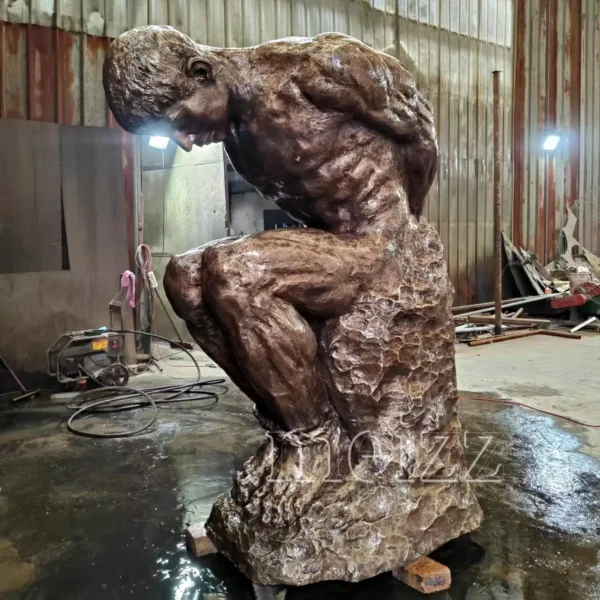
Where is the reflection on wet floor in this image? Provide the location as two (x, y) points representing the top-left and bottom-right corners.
(0, 384), (599, 599)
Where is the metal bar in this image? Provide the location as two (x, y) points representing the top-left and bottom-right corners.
(467, 315), (551, 326)
(493, 70), (502, 336)
(512, 0), (527, 248)
(457, 291), (566, 317)
(452, 296), (532, 313)
(468, 330), (541, 347)
(547, 0), (559, 260)
(568, 0), (582, 210)
(0, 355), (28, 393)
(540, 329), (582, 339)
(570, 316), (597, 332)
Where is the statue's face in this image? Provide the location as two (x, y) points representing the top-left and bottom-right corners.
(163, 79), (230, 152)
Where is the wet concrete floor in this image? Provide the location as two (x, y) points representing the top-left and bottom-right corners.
(0, 344), (599, 599)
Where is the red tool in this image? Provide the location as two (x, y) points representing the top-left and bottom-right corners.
(551, 294), (588, 310)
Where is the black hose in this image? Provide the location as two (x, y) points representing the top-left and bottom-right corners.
(65, 329), (227, 438)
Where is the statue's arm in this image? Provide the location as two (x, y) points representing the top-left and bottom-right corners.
(297, 33), (435, 144)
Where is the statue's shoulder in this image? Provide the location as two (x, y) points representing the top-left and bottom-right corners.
(251, 33), (369, 62)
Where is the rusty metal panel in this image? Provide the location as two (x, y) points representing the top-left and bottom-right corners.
(83, 33), (108, 125)
(126, 0), (147, 28)
(148, 0), (167, 25)
(4, 0), (30, 23)
(512, 0), (600, 264)
(56, 27), (81, 124)
(57, 0), (82, 31)
(105, 0), (129, 37)
(189, 0), (208, 43)
(83, 0), (106, 35)
(275, 0), (292, 37)
(0, 0), (517, 302)
(260, 0), (277, 42)
(1, 22), (27, 118)
(27, 24), (56, 121)
(206, 0), (225, 46)
(31, 0), (55, 27)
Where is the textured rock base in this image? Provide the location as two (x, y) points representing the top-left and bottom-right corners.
(205, 414), (482, 586)
(204, 221), (482, 586)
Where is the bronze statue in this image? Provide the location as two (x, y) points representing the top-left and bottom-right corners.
(104, 26), (482, 586)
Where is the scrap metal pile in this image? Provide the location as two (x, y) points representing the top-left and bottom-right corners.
(454, 206), (600, 345)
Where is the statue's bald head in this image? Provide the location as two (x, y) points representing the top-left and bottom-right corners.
(103, 26), (202, 132)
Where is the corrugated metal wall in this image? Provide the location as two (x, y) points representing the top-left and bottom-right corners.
(514, 0), (600, 263)
(1, 0), (514, 302)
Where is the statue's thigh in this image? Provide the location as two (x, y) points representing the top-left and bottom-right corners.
(202, 227), (380, 316)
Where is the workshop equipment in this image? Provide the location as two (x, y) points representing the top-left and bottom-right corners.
(47, 329), (128, 385)
(0, 354), (40, 402)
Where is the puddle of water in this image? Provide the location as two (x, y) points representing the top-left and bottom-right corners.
(0, 391), (599, 599)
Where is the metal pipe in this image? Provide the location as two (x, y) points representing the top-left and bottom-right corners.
(457, 292), (566, 317)
(469, 330), (541, 347)
(493, 70), (502, 336)
(570, 316), (597, 333)
(452, 296), (530, 314)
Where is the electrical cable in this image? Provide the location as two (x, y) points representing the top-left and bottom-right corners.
(459, 395), (600, 428)
(66, 329), (227, 438)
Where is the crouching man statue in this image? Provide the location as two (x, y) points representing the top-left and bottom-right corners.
(104, 26), (482, 586)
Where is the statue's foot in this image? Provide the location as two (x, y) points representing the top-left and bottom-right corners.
(232, 436), (280, 505)
(237, 421), (341, 528)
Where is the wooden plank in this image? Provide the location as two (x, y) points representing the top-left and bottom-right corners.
(185, 524), (218, 557)
(148, 0), (168, 26)
(392, 556), (451, 594)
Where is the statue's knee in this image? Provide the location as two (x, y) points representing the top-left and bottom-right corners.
(164, 254), (203, 321)
(203, 245), (249, 314)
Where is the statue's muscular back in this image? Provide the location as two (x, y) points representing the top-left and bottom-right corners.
(222, 34), (433, 237)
